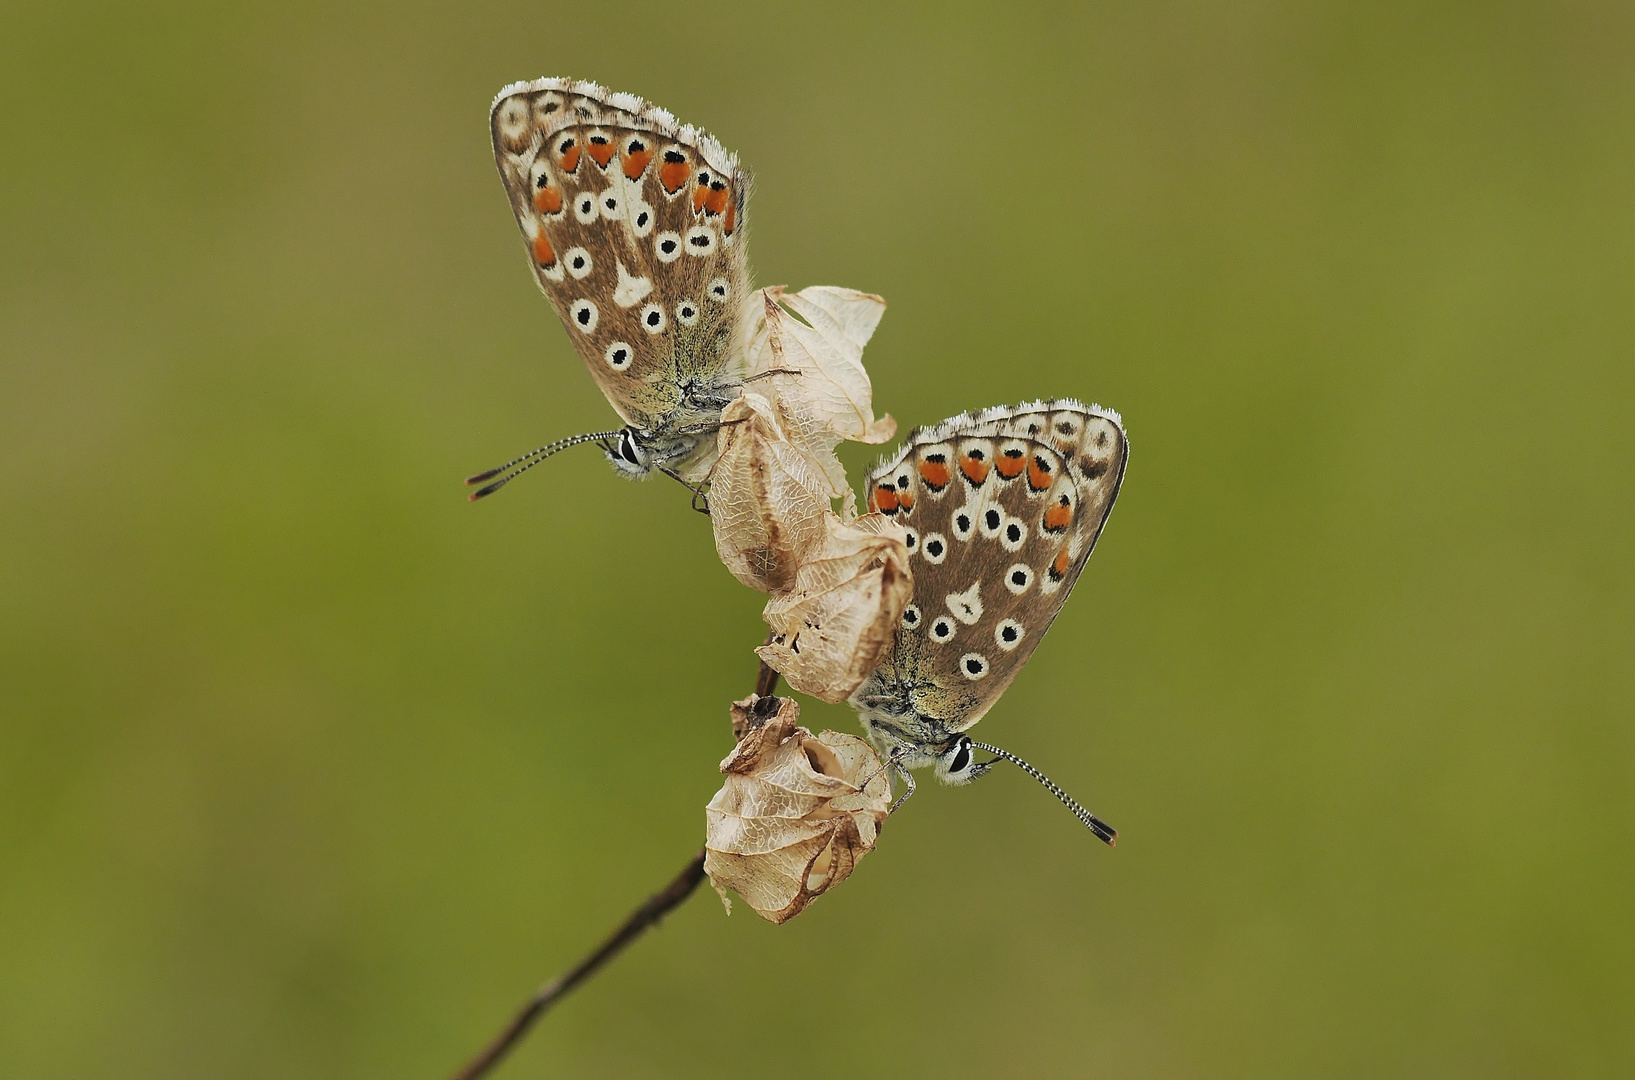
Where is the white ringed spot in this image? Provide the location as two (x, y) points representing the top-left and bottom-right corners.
(639, 302), (667, 334)
(921, 533), (948, 564)
(569, 299), (598, 334)
(995, 619), (1024, 651)
(1004, 563), (1034, 595)
(1000, 517), (1028, 552)
(684, 224), (716, 256)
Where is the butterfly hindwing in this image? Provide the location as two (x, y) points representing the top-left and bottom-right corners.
(490, 79), (750, 431)
(865, 400), (1127, 732)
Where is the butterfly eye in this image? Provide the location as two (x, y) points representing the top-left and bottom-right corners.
(941, 738), (973, 778)
(618, 429), (642, 465)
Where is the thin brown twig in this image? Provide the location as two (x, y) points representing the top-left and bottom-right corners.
(447, 653), (780, 1080)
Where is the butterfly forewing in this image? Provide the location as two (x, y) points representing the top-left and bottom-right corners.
(490, 79), (750, 430)
(865, 400), (1127, 732)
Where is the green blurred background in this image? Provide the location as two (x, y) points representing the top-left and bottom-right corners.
(3, 1), (1631, 1076)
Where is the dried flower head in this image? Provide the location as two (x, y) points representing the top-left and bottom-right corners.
(710, 390), (911, 700)
(740, 285), (897, 515)
(756, 512), (911, 703)
(709, 390), (833, 594)
(705, 695), (891, 923)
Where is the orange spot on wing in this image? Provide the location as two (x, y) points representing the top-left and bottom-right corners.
(874, 485), (899, 513)
(659, 159), (689, 194)
(898, 491), (914, 512)
(1027, 455), (1054, 492)
(960, 455), (990, 485)
(692, 182), (709, 213)
(558, 142), (581, 173)
(996, 450), (1026, 479)
(623, 145), (653, 180)
(704, 185), (729, 216)
(1044, 501), (1073, 531)
(533, 185), (562, 214)
(1051, 548), (1071, 579)
(587, 138), (615, 168)
(532, 231), (556, 268)
(723, 198), (737, 235)
(918, 458), (952, 490)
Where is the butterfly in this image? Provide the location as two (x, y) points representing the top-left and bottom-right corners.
(474, 78), (753, 496)
(473, 79), (893, 504)
(848, 399), (1128, 843)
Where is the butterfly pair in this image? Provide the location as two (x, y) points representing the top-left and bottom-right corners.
(479, 78), (1126, 842)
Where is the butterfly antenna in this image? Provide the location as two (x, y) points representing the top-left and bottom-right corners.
(465, 431), (622, 501)
(969, 741), (1117, 846)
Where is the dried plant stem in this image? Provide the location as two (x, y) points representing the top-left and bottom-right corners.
(447, 652), (780, 1080)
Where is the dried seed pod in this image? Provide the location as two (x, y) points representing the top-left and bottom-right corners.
(705, 697), (890, 924)
(756, 512), (912, 703)
(740, 286), (897, 515)
(709, 391), (832, 593)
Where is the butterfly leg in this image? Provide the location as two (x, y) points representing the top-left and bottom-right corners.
(887, 757), (917, 814)
(740, 368), (803, 383)
(657, 466), (711, 514)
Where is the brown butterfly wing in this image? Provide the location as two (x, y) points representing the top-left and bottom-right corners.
(490, 79), (750, 430)
(865, 403), (1127, 732)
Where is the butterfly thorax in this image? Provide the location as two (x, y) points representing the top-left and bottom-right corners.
(601, 370), (743, 478)
(849, 671), (964, 769)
